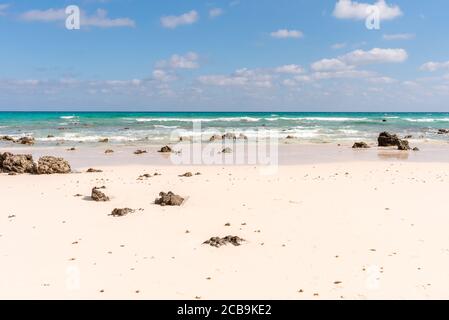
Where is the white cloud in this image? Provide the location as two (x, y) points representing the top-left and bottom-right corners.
(160, 10), (198, 29)
(312, 48), (407, 76)
(198, 68), (273, 88)
(82, 9), (135, 28)
(383, 33), (415, 40)
(20, 8), (135, 28)
(275, 64), (304, 74)
(368, 76), (397, 84)
(311, 58), (353, 72)
(20, 8), (66, 22)
(333, 0), (402, 21)
(313, 70), (375, 80)
(152, 70), (177, 82)
(420, 61), (449, 72)
(340, 48), (408, 65)
(209, 8), (224, 18)
(270, 29), (303, 39)
(157, 52), (200, 69)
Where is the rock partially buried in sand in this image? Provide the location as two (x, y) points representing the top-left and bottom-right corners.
(155, 191), (184, 206)
(158, 146), (172, 153)
(105, 149), (114, 154)
(222, 132), (237, 140)
(1, 153), (36, 174)
(179, 136), (191, 142)
(397, 139), (411, 151)
(352, 142), (370, 149)
(87, 168), (103, 173)
(110, 208), (134, 217)
(221, 147), (233, 154)
(438, 129), (449, 135)
(180, 172), (193, 177)
(209, 135), (222, 142)
(37, 156), (71, 174)
(98, 138), (109, 143)
(203, 236), (245, 248)
(0, 136), (16, 142)
(17, 136), (35, 145)
(91, 187), (110, 202)
(286, 135), (295, 139)
(413, 147), (420, 151)
(134, 149), (147, 155)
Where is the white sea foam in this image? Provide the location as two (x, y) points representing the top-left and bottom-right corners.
(132, 117), (261, 123)
(60, 116), (78, 120)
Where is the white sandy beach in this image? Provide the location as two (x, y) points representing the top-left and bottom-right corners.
(1, 150), (449, 299)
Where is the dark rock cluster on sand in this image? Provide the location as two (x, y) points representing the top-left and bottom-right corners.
(87, 168), (103, 173)
(378, 132), (411, 151)
(0, 153), (36, 174)
(155, 192), (184, 206)
(158, 146), (172, 153)
(134, 149), (147, 155)
(352, 142), (370, 149)
(179, 172), (193, 177)
(110, 208), (135, 217)
(0, 136), (35, 145)
(91, 187), (110, 202)
(0, 153), (71, 174)
(438, 129), (449, 134)
(36, 156), (71, 174)
(203, 236), (245, 248)
(210, 133), (248, 141)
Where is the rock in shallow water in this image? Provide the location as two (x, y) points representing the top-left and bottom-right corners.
(352, 142), (370, 149)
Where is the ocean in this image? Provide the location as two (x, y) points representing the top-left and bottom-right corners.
(1, 112), (449, 145)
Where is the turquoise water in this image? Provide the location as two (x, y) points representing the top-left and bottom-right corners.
(1, 112), (449, 145)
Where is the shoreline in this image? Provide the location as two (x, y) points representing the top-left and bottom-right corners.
(2, 141), (449, 169)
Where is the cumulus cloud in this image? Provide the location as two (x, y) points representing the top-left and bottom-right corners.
(209, 8), (224, 18)
(312, 48), (407, 75)
(157, 52), (200, 70)
(20, 8), (66, 22)
(333, 0), (402, 21)
(341, 48), (408, 65)
(198, 68), (273, 88)
(420, 61), (449, 72)
(270, 29), (303, 39)
(20, 8), (135, 27)
(160, 10), (198, 29)
(274, 64), (304, 74)
(311, 58), (353, 72)
(152, 69), (177, 82)
(313, 70), (375, 80)
(383, 33), (415, 40)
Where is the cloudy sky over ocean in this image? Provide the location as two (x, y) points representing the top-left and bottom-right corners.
(0, 0), (448, 111)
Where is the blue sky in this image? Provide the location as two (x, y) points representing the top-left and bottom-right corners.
(0, 0), (449, 111)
